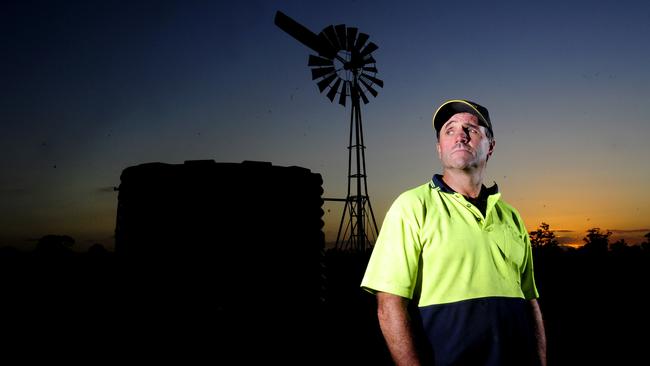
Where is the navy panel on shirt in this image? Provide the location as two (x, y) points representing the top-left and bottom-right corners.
(415, 297), (537, 366)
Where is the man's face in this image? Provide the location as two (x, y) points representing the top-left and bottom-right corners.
(436, 112), (495, 171)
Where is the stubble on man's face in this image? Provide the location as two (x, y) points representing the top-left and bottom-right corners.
(436, 112), (494, 171)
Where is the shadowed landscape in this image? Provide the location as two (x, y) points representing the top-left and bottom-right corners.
(1, 161), (648, 364)
(4, 2), (650, 364)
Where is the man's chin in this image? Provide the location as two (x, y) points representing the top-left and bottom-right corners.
(446, 159), (479, 170)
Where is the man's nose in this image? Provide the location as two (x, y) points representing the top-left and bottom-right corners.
(455, 128), (469, 143)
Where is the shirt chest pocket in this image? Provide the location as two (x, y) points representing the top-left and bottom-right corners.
(493, 223), (526, 268)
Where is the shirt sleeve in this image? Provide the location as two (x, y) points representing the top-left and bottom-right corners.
(519, 219), (540, 300)
(360, 192), (423, 299)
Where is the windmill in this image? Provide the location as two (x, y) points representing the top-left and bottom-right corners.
(274, 11), (382, 252)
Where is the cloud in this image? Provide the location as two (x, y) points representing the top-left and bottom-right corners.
(553, 229), (575, 233)
(557, 237), (578, 245)
(608, 228), (650, 234)
(97, 186), (118, 193)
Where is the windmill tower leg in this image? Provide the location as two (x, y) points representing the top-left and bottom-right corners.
(334, 96), (379, 253)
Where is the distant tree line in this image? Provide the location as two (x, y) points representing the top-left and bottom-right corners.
(529, 222), (650, 254)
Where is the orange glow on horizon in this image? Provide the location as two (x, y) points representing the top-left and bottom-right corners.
(559, 243), (583, 249)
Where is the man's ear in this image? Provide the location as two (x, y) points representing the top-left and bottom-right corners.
(436, 142), (441, 159)
(487, 139), (495, 160)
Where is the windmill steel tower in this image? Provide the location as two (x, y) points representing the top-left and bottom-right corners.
(274, 11), (382, 252)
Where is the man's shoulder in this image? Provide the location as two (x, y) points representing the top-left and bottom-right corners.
(494, 196), (522, 215)
(493, 196), (527, 229)
(395, 181), (435, 203)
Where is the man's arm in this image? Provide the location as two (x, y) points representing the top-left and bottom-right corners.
(529, 299), (547, 366)
(377, 292), (421, 366)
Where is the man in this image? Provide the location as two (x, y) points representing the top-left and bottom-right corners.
(361, 99), (546, 366)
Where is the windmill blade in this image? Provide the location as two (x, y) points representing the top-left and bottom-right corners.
(335, 24), (347, 51)
(359, 77), (378, 97)
(317, 73), (338, 92)
(275, 13), (382, 106)
(338, 81), (348, 106)
(326, 78), (343, 102)
(308, 55), (334, 67)
(311, 66), (335, 80)
(362, 55), (376, 66)
(356, 84), (370, 104)
(346, 27), (358, 51)
(322, 25), (341, 50)
(360, 73), (384, 88)
(274, 11), (332, 57)
(359, 42), (378, 57)
(354, 33), (369, 52)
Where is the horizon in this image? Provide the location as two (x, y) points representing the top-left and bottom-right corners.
(1, 208), (647, 252)
(2, 1), (650, 252)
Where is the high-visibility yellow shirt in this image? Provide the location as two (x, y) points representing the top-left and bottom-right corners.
(361, 177), (538, 304)
(361, 176), (540, 365)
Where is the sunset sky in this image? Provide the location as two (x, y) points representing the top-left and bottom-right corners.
(2, 0), (650, 251)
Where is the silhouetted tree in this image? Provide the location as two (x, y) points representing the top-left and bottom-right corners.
(0, 245), (21, 258)
(610, 238), (629, 253)
(580, 227), (611, 253)
(529, 222), (559, 250)
(35, 234), (75, 255)
(87, 243), (108, 256)
(641, 232), (650, 252)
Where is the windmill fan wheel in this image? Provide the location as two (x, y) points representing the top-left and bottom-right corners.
(307, 25), (384, 107)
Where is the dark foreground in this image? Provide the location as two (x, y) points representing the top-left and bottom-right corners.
(1, 247), (648, 365)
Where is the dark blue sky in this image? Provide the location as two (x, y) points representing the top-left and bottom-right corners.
(2, 0), (650, 250)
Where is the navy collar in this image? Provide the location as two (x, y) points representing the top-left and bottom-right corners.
(431, 174), (499, 197)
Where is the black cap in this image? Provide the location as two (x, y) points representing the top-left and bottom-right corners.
(432, 99), (493, 138)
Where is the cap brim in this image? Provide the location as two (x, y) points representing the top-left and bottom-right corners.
(433, 100), (491, 134)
